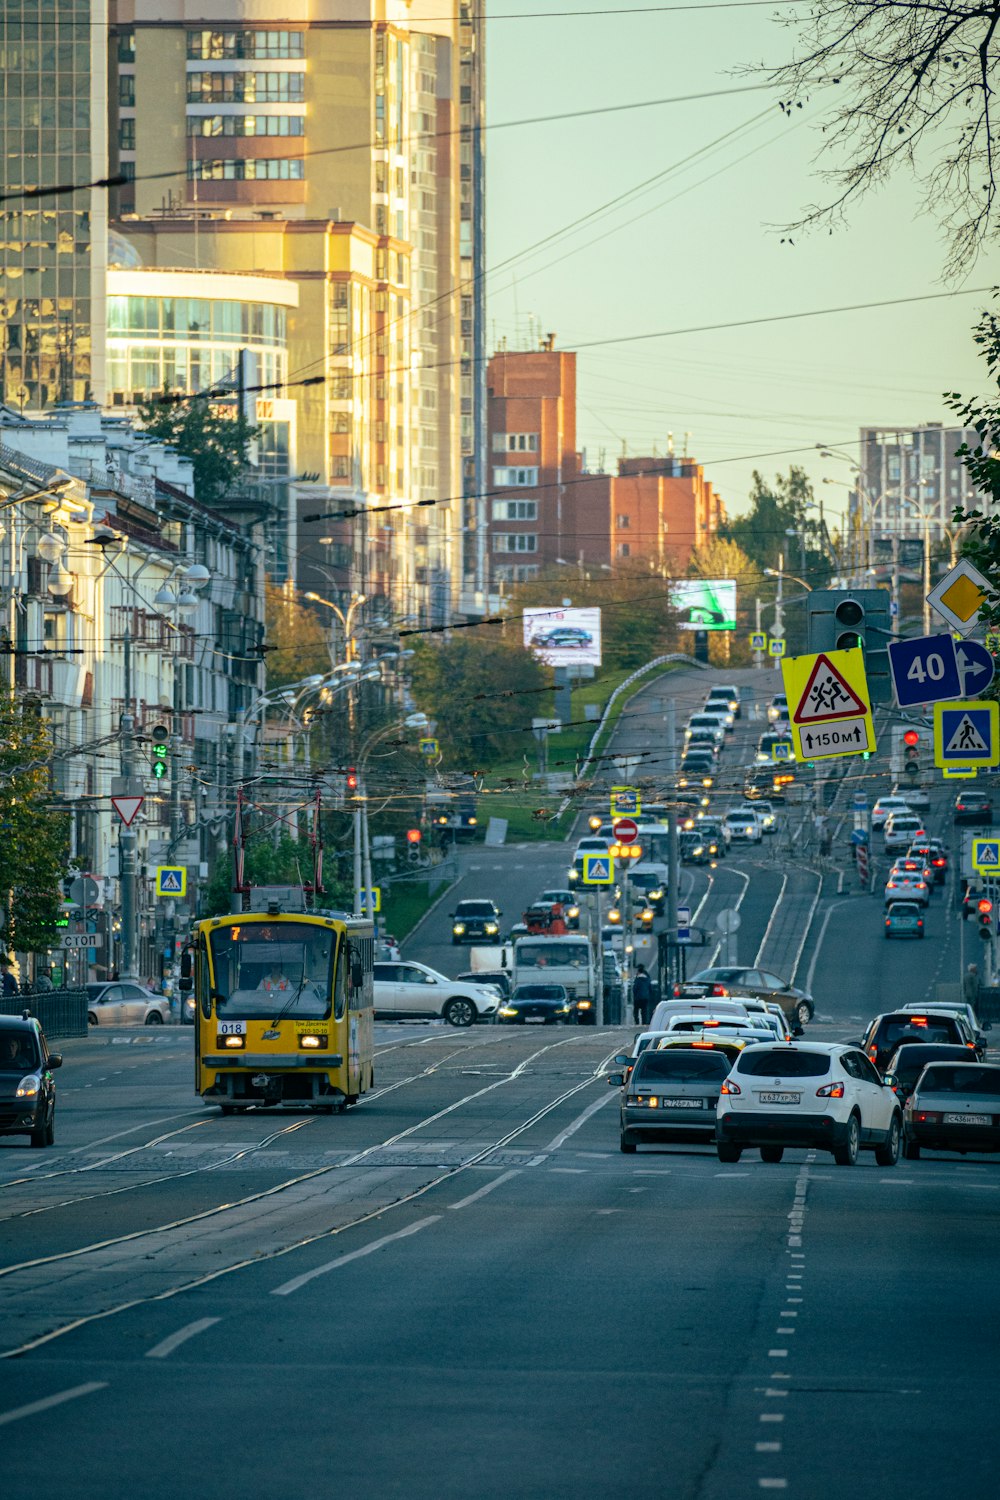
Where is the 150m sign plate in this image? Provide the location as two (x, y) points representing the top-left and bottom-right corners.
(797, 719), (874, 759)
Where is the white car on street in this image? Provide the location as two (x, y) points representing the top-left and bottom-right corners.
(86, 983), (171, 1026)
(723, 807), (763, 843)
(883, 811), (927, 853)
(872, 795), (911, 831)
(715, 1042), (902, 1166)
(372, 961), (499, 1027)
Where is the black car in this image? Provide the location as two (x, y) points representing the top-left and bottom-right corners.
(679, 830), (711, 865)
(697, 820), (728, 858)
(498, 984), (570, 1025)
(954, 791), (992, 824)
(457, 969), (512, 1000)
(0, 1016), (61, 1148)
(883, 1042), (979, 1104)
(624, 870), (667, 915)
(450, 899), (502, 945)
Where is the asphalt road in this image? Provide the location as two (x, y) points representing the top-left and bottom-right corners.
(1, 665), (996, 1499)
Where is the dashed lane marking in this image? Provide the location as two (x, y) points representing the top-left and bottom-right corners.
(146, 1317), (221, 1360)
(0, 1382), (107, 1427)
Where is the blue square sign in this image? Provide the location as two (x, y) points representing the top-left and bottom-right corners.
(887, 634), (961, 708)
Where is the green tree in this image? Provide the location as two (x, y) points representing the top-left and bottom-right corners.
(203, 830), (352, 917)
(264, 583), (332, 690)
(0, 704), (69, 953)
(136, 389), (257, 508)
(408, 633), (549, 767)
(688, 535), (761, 665)
(947, 294), (1000, 637)
(724, 466), (830, 585)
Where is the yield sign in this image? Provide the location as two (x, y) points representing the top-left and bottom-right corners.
(111, 795), (144, 827)
(792, 654), (867, 723)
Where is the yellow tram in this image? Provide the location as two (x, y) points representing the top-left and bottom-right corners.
(187, 898), (375, 1114)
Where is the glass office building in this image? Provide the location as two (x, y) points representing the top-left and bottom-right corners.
(0, 1), (107, 409)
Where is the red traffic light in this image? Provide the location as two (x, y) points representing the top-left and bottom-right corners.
(346, 766), (358, 791)
(978, 898), (993, 915)
(903, 730), (920, 747)
(406, 828), (422, 844)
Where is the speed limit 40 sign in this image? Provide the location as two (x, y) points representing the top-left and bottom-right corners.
(887, 634), (961, 708)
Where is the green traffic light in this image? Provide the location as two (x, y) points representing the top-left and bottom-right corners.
(152, 759), (168, 780)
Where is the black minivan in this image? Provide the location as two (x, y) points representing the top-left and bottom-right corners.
(0, 1015), (61, 1148)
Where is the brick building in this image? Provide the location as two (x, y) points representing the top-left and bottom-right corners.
(486, 347), (725, 586)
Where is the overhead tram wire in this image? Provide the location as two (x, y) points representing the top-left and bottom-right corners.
(0, 82), (777, 204)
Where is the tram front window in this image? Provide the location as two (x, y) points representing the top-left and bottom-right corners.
(208, 924), (335, 1020)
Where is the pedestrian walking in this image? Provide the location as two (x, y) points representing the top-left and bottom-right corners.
(631, 965), (653, 1026)
(0, 956), (18, 998)
(963, 962), (981, 1008)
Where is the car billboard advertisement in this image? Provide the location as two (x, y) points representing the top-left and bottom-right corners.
(523, 607), (602, 666)
(671, 579), (737, 631)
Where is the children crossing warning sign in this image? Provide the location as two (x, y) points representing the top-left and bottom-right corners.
(780, 647), (875, 762)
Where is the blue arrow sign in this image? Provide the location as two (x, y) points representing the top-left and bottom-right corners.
(850, 829), (869, 846)
(887, 633), (961, 708)
(956, 639), (996, 696)
(676, 903), (691, 942)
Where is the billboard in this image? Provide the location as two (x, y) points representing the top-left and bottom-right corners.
(670, 578), (737, 631)
(523, 606), (602, 667)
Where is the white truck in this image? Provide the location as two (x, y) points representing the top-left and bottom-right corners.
(511, 934), (596, 1004)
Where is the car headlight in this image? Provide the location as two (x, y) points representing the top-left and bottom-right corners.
(567, 906), (579, 919)
(15, 1074), (39, 1099)
(692, 846), (703, 856)
(568, 868), (578, 883)
(485, 923), (498, 934)
(499, 1006), (517, 1017)
(453, 923), (466, 935)
(577, 1000), (592, 1010)
(649, 889), (663, 901)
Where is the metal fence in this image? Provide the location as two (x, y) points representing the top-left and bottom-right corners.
(0, 990), (89, 1038)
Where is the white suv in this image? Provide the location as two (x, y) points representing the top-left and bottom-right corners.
(716, 1042), (902, 1166)
(372, 962), (500, 1027)
(723, 807), (763, 843)
(883, 811), (927, 853)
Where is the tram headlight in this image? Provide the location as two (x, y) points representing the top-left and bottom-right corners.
(221, 1035), (245, 1049)
(298, 1034), (328, 1050)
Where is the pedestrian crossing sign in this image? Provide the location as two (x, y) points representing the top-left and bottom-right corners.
(582, 853), (614, 885)
(768, 638), (786, 658)
(933, 700), (999, 769)
(155, 866), (186, 898)
(749, 631), (766, 651)
(359, 887), (382, 913)
(972, 839), (1000, 873)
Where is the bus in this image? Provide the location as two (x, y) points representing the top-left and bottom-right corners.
(187, 903), (375, 1114)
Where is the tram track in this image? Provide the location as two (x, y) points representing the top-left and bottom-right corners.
(0, 1031), (612, 1360)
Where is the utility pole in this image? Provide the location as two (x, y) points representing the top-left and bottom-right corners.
(361, 776), (375, 934)
(754, 597), (764, 670)
(666, 699), (679, 993)
(119, 632), (139, 981)
(922, 511), (932, 637)
(773, 552), (784, 671)
(892, 534), (901, 637)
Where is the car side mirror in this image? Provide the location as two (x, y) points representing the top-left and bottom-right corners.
(791, 1024), (803, 1039)
(606, 1073), (624, 1087)
(46, 1054), (62, 1069)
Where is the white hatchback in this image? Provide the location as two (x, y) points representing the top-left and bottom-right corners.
(715, 1042), (902, 1166)
(883, 811), (927, 853)
(872, 795), (911, 831)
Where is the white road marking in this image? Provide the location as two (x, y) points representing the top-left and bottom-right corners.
(449, 1171), (520, 1211)
(551, 1167), (587, 1174)
(0, 1382), (107, 1427)
(764, 1388), (788, 1397)
(755, 1442), (782, 1453)
(759, 1413), (785, 1423)
(767, 1349), (788, 1358)
(271, 1216), (441, 1296)
(754, 874), (788, 964)
(542, 1090), (615, 1153)
(527, 1155), (547, 1167)
(758, 1482), (788, 1491)
(146, 1317), (221, 1360)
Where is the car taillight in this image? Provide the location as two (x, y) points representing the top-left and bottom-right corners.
(672, 984), (682, 997)
(711, 983), (727, 996)
(915, 1111), (941, 1124)
(720, 1079), (741, 1095)
(816, 1081), (845, 1098)
(868, 1045), (878, 1062)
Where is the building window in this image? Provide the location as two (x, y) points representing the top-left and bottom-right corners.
(509, 433), (538, 452)
(616, 514), (630, 529)
(492, 533), (537, 553)
(117, 31), (136, 62)
(119, 118), (135, 152)
(186, 72), (305, 104)
(186, 115), (305, 137)
(187, 30), (305, 60)
(188, 158), (305, 181)
(616, 542), (631, 558)
(118, 74), (135, 106)
(492, 500), (537, 521)
(493, 466), (538, 488)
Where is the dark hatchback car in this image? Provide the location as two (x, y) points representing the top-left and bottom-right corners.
(0, 1016), (61, 1148)
(883, 1043), (978, 1105)
(954, 791), (992, 825)
(860, 1011), (977, 1072)
(498, 984), (570, 1025)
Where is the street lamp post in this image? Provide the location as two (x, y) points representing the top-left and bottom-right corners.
(356, 713), (428, 918)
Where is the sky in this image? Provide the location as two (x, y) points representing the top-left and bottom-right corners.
(484, 0), (999, 525)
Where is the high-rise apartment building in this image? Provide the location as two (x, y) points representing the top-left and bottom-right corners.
(854, 423), (979, 546)
(0, 1), (108, 409)
(106, 2), (485, 623)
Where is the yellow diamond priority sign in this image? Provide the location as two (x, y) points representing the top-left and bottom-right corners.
(780, 647), (875, 761)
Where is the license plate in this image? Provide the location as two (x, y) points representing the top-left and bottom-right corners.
(218, 1020), (246, 1036)
(943, 1112), (991, 1126)
(758, 1091), (800, 1105)
(525, 1016), (546, 1024)
(661, 1098), (704, 1109)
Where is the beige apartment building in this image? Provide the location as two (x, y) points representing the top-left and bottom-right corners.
(106, 2), (486, 621)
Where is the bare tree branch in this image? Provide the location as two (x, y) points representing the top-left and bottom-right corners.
(750, 1), (1000, 274)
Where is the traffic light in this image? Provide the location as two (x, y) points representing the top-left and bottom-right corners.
(977, 897), (993, 940)
(405, 828), (422, 845)
(150, 724), (169, 781)
(346, 767), (358, 792)
(806, 589), (892, 702)
(902, 728), (920, 779)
